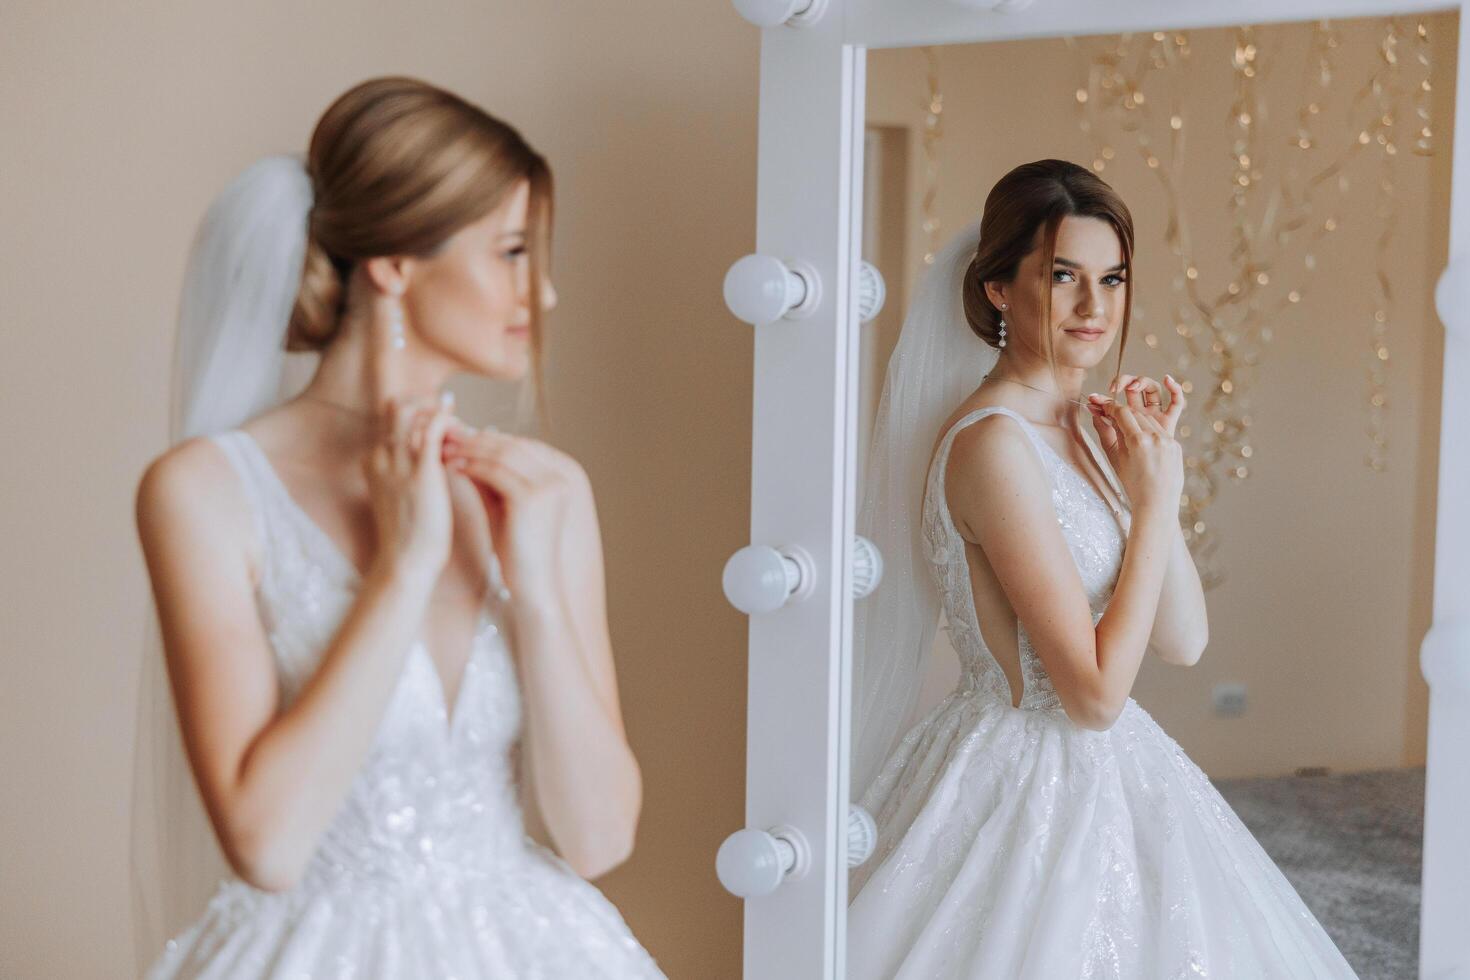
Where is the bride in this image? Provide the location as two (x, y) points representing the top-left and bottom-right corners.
(130, 76), (665, 977)
(847, 158), (1357, 978)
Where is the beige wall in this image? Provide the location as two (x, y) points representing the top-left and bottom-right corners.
(6, 5), (1453, 975)
(868, 13), (1449, 779)
(0, 2), (756, 976)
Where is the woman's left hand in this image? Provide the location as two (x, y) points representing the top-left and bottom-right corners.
(440, 421), (593, 605)
(1086, 373), (1185, 439)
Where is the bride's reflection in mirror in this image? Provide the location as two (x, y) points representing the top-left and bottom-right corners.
(849, 19), (1442, 978)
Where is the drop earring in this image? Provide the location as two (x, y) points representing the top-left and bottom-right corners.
(388, 296), (406, 351)
(997, 303), (1008, 348)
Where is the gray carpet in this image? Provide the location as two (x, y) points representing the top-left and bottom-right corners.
(1213, 766), (1424, 980)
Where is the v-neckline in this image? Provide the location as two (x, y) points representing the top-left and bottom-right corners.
(1018, 415), (1128, 532)
(234, 429), (370, 587)
(233, 428), (492, 735)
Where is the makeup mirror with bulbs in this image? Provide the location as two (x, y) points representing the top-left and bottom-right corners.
(723, 2), (1469, 977)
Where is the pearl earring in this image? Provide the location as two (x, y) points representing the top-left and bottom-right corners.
(998, 303), (1008, 348)
(388, 296), (406, 351)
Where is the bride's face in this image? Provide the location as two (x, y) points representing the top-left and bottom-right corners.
(997, 214), (1127, 370)
(402, 179), (557, 381)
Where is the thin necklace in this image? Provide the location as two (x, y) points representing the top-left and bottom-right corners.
(298, 393), (377, 422)
(981, 373), (1090, 409)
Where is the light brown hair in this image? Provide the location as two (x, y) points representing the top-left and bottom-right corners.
(287, 75), (554, 423)
(962, 158), (1133, 379)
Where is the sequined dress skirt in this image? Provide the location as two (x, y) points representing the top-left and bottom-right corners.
(847, 690), (1359, 979)
(144, 834), (666, 979)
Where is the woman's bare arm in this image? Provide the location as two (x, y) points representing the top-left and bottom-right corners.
(508, 474), (641, 880)
(1144, 520), (1209, 666)
(1092, 375), (1208, 666)
(445, 427), (642, 880)
(135, 437), (435, 891)
(1082, 422), (1208, 667)
(949, 414), (1175, 730)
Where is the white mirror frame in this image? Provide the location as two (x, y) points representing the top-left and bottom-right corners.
(732, 1), (1470, 977)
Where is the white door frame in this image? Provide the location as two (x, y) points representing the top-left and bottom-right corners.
(730, 1), (1470, 977)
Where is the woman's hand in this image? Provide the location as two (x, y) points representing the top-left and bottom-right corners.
(1083, 376), (1184, 514)
(1091, 373), (1184, 438)
(440, 423), (591, 604)
(361, 392), (456, 586)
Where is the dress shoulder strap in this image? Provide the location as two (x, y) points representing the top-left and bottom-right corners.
(925, 406), (1056, 543)
(935, 405), (1054, 476)
(206, 430), (272, 579)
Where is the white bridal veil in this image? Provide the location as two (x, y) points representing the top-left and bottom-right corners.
(129, 154), (314, 971)
(850, 219), (999, 800)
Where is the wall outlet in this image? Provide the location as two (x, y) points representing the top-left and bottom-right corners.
(1212, 682), (1248, 718)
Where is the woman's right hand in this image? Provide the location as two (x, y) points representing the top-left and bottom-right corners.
(1086, 397), (1183, 513)
(361, 392), (456, 586)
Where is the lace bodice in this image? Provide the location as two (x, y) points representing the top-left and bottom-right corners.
(147, 428), (664, 977)
(921, 406), (1133, 712)
(209, 429), (528, 891)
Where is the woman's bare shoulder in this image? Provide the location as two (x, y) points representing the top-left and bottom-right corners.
(136, 403), (301, 540)
(937, 393), (1033, 471)
(945, 414), (1046, 498)
(137, 435), (227, 512)
(135, 434), (258, 585)
(939, 401), (1049, 542)
(137, 431), (241, 510)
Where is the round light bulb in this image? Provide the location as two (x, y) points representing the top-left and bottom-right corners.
(722, 544), (794, 614)
(716, 828), (791, 897)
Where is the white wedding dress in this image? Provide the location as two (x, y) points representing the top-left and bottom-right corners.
(145, 430), (665, 979)
(847, 406), (1357, 979)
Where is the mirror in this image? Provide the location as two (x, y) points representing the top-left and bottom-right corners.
(847, 14), (1447, 977)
